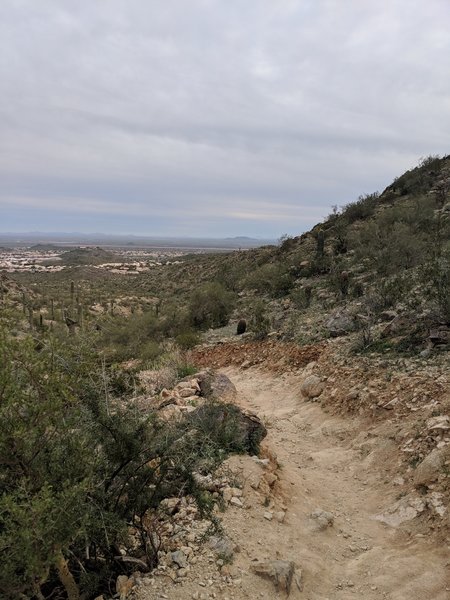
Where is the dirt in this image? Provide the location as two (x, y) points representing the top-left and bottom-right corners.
(136, 357), (449, 600)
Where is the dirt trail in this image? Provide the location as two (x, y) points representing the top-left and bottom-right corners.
(220, 367), (449, 600)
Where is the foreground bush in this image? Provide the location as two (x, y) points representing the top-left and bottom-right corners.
(0, 318), (252, 599)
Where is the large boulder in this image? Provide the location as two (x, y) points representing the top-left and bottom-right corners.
(325, 312), (356, 337)
(195, 369), (237, 400)
(414, 446), (449, 487)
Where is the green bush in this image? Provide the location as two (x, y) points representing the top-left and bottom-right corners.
(341, 192), (379, 223)
(242, 263), (294, 297)
(0, 319), (249, 599)
(189, 282), (235, 330)
(175, 329), (200, 349)
(250, 300), (271, 340)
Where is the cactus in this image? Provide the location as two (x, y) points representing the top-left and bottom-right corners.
(316, 229), (325, 256)
(50, 298), (55, 321)
(77, 304), (83, 329)
(236, 319), (247, 335)
(339, 271), (350, 296)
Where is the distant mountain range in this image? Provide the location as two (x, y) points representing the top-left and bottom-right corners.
(0, 232), (276, 249)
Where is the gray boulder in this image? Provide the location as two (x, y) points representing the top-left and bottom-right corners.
(195, 369), (237, 400)
(251, 560), (297, 594)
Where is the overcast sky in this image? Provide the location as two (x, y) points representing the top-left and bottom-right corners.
(1, 1), (449, 238)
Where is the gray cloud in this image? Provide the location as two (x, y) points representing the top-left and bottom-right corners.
(1, 0), (449, 236)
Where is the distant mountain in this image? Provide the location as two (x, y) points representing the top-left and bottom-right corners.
(0, 233), (275, 250)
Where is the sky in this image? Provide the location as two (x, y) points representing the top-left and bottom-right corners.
(1, 1), (449, 238)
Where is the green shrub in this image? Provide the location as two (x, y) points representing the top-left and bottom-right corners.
(0, 319), (251, 599)
(175, 329), (200, 349)
(243, 263), (294, 297)
(250, 301), (271, 340)
(189, 282), (235, 330)
(341, 192), (379, 223)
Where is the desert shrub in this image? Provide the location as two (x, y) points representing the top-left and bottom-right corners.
(420, 251), (450, 321)
(249, 300), (271, 340)
(341, 192), (379, 223)
(214, 261), (247, 291)
(242, 263), (294, 297)
(277, 234), (296, 254)
(175, 329), (200, 349)
(99, 313), (163, 362)
(0, 319), (250, 599)
(352, 217), (425, 276)
(290, 285), (313, 309)
(188, 282), (235, 330)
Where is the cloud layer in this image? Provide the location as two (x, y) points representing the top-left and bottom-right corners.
(1, 0), (449, 236)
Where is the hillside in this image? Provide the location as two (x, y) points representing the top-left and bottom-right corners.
(60, 246), (119, 266)
(0, 156), (449, 600)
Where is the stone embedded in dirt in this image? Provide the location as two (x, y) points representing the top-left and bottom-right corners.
(252, 456), (270, 467)
(171, 549), (188, 568)
(251, 559), (296, 594)
(309, 508), (334, 531)
(275, 511), (286, 523)
(372, 493), (426, 527)
(300, 375), (325, 399)
(230, 496), (244, 508)
(178, 387), (198, 398)
(426, 415), (450, 432)
(116, 575), (133, 600)
(414, 446), (449, 487)
(263, 511), (273, 521)
(428, 491), (447, 517)
(325, 312), (356, 337)
(264, 472), (278, 487)
(208, 535), (237, 561)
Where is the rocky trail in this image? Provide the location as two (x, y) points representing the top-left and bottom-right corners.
(137, 363), (449, 600)
(220, 367), (449, 599)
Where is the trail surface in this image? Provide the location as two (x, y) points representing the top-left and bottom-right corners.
(218, 367), (449, 600)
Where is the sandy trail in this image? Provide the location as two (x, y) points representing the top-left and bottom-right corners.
(222, 367), (449, 600)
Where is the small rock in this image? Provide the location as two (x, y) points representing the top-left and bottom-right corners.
(264, 472), (278, 487)
(263, 511), (273, 521)
(275, 511), (286, 523)
(116, 575), (133, 600)
(301, 375), (325, 399)
(309, 508), (334, 531)
(252, 560), (296, 594)
(230, 497), (244, 508)
(171, 550), (188, 569)
(208, 536), (236, 561)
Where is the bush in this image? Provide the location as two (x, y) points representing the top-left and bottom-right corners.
(0, 319), (249, 599)
(189, 282), (235, 330)
(243, 263), (294, 297)
(341, 192), (379, 223)
(175, 329), (200, 349)
(250, 301), (271, 340)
